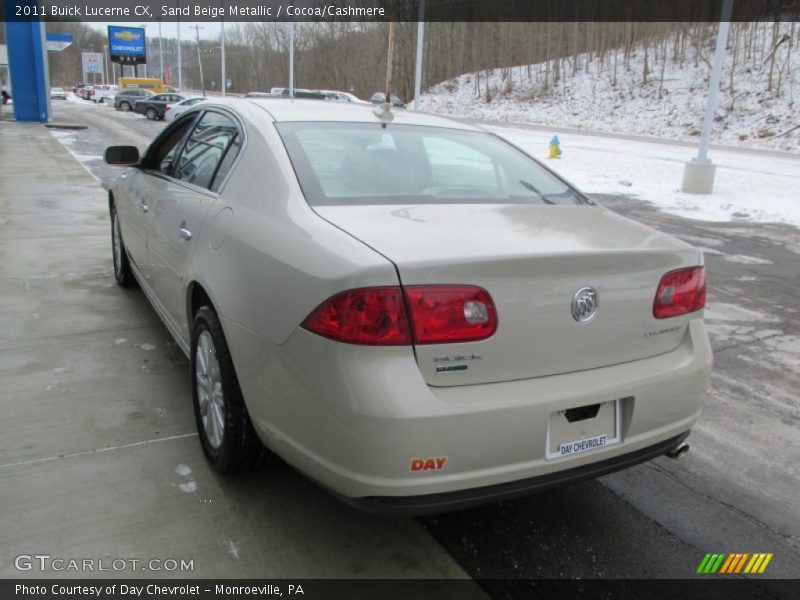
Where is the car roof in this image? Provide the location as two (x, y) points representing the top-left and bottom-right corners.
(230, 97), (479, 131)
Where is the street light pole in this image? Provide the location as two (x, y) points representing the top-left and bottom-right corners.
(193, 25), (205, 96)
(681, 0), (734, 194)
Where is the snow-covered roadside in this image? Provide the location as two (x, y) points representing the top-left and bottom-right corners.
(488, 125), (800, 228)
(419, 22), (799, 154)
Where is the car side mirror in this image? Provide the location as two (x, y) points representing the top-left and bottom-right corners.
(104, 146), (140, 166)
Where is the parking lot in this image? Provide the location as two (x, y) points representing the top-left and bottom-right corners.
(1, 97), (798, 593)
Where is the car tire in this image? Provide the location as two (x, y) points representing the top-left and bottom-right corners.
(146, 107), (157, 120)
(110, 203), (136, 288)
(191, 306), (266, 473)
(120, 101), (132, 111)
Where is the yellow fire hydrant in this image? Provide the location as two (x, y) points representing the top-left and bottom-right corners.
(549, 134), (562, 159)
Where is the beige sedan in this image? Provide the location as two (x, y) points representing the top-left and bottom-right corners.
(104, 99), (712, 515)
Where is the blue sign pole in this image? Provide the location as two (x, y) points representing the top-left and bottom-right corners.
(4, 0), (51, 122)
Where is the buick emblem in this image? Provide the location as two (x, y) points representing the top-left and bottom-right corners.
(571, 287), (598, 323)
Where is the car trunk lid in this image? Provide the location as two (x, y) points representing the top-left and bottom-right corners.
(314, 204), (703, 386)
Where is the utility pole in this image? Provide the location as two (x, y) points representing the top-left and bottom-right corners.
(681, 0), (734, 194)
(220, 1), (226, 96)
(289, 22), (295, 97)
(413, 0), (426, 110)
(158, 19), (164, 82)
(141, 25), (148, 78)
(192, 25), (205, 96)
(103, 44), (109, 85)
(385, 22), (396, 102)
(176, 3), (183, 90)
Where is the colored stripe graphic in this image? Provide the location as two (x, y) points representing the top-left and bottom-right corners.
(733, 553), (749, 573)
(699, 552), (773, 575)
(719, 553), (736, 573)
(697, 553), (727, 574)
(696, 554), (713, 573)
(758, 553), (773, 573)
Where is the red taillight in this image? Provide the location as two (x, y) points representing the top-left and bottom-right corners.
(653, 266), (706, 319)
(404, 285), (497, 344)
(302, 285), (498, 345)
(301, 287), (411, 345)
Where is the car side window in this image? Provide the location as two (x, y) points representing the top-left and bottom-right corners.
(210, 134), (242, 192)
(174, 111), (239, 191)
(143, 117), (197, 176)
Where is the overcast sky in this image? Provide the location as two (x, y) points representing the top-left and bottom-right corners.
(87, 21), (224, 42)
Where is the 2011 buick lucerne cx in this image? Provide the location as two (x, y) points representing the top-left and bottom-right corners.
(105, 98), (712, 515)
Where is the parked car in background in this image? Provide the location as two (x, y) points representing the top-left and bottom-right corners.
(320, 90), (367, 104)
(104, 99), (711, 515)
(114, 88), (154, 112)
(278, 88), (325, 100)
(370, 92), (406, 107)
(79, 86), (95, 100)
(91, 84), (119, 104)
(73, 83), (89, 95)
(270, 87), (287, 95)
(245, 91), (272, 98)
(133, 93), (187, 120)
(50, 87), (67, 100)
(118, 77), (175, 94)
(165, 96), (207, 121)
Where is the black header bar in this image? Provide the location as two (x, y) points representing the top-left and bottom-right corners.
(2, 0), (799, 23)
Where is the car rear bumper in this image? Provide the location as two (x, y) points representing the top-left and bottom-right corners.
(342, 431), (690, 516)
(226, 317), (712, 510)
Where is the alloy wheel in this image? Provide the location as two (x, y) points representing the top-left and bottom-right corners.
(196, 330), (225, 449)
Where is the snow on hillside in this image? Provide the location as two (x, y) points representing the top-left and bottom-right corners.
(419, 22), (799, 153)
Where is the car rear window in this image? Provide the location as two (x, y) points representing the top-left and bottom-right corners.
(276, 123), (587, 207)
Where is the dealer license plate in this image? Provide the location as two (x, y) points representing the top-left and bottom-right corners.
(545, 400), (621, 460)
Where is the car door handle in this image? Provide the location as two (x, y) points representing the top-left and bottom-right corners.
(177, 224), (192, 241)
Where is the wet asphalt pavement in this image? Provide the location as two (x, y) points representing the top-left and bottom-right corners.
(34, 99), (800, 593)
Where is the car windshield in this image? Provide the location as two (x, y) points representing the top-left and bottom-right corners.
(276, 122), (588, 207)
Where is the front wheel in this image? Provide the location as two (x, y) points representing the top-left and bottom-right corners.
(110, 204), (135, 287)
(145, 107), (157, 120)
(191, 306), (266, 473)
(120, 101), (131, 112)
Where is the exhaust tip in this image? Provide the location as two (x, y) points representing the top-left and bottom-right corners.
(666, 442), (690, 459)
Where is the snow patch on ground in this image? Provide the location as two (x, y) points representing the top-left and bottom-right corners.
(178, 481), (197, 493)
(724, 254), (775, 265)
(175, 464), (192, 477)
(704, 302), (780, 323)
(486, 125), (800, 228)
(225, 539), (240, 560)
